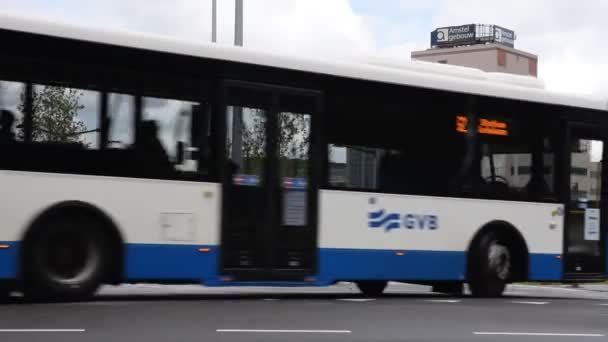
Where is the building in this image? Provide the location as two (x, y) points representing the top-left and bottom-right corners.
(412, 43), (538, 77)
(411, 24), (538, 78)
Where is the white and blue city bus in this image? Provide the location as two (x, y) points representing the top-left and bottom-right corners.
(0, 13), (606, 300)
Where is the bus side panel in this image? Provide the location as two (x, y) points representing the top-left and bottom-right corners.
(0, 170), (221, 283)
(0, 241), (19, 280)
(317, 190), (564, 283)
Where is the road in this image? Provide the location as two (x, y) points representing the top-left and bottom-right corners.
(1, 283), (608, 342)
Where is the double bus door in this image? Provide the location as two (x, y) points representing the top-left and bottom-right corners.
(563, 123), (606, 279)
(220, 81), (321, 281)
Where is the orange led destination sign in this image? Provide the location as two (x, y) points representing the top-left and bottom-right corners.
(456, 115), (508, 136)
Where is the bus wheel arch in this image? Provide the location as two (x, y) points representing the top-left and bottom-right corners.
(20, 201), (124, 299)
(466, 221), (529, 297)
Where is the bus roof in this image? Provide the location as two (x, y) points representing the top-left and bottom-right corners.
(0, 11), (606, 111)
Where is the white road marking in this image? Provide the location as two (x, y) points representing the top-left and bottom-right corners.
(262, 298), (279, 301)
(474, 332), (604, 337)
(0, 329), (85, 333)
(337, 298), (376, 302)
(511, 301), (548, 305)
(425, 299), (461, 303)
(597, 303), (608, 306)
(217, 329), (351, 334)
(512, 284), (586, 292)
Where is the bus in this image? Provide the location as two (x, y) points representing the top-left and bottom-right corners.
(0, 13), (606, 300)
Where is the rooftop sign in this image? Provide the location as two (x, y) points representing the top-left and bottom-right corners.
(493, 26), (515, 48)
(431, 24), (476, 48)
(431, 24), (516, 49)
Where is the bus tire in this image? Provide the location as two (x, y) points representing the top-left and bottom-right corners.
(356, 281), (387, 296)
(468, 230), (511, 298)
(22, 214), (111, 301)
(0, 282), (11, 303)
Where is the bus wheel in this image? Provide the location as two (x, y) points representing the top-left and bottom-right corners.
(356, 281), (387, 296)
(23, 215), (110, 301)
(0, 282), (11, 303)
(468, 231), (511, 298)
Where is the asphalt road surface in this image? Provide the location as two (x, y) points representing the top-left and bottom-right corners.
(1, 283), (608, 342)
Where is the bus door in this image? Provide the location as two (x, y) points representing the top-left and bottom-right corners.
(220, 81), (321, 281)
(563, 123), (606, 279)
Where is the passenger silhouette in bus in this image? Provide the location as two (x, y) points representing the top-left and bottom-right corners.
(0, 109), (16, 143)
(137, 120), (173, 175)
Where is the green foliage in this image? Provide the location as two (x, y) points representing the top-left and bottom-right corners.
(236, 109), (310, 177)
(19, 86), (88, 143)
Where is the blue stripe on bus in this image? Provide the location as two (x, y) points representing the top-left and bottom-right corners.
(0, 241), (19, 279)
(316, 248), (562, 282)
(316, 248), (467, 282)
(0, 242), (563, 283)
(124, 245), (563, 283)
(528, 253), (562, 280)
(124, 244), (219, 281)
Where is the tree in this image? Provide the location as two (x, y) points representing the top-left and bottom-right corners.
(230, 107), (311, 177)
(18, 85), (88, 144)
(279, 113), (310, 177)
(240, 108), (266, 174)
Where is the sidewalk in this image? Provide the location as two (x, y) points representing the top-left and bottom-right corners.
(576, 283), (608, 292)
(520, 282), (608, 293)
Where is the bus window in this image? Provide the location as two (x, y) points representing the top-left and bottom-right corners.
(107, 93), (134, 149)
(326, 87), (467, 196)
(476, 115), (555, 201)
(542, 137), (556, 197)
(328, 145), (383, 190)
(226, 106), (266, 185)
(143, 97), (195, 163)
(279, 111), (311, 226)
(0, 80), (25, 142)
(480, 141), (532, 197)
(32, 84), (100, 149)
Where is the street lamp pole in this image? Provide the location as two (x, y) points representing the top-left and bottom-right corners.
(235, 0), (243, 46)
(231, 0), (245, 166)
(211, 0), (217, 43)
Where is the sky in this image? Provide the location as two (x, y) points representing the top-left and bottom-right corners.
(0, 0), (606, 99)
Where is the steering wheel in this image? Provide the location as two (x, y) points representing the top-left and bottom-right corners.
(484, 175), (510, 195)
(484, 175), (508, 184)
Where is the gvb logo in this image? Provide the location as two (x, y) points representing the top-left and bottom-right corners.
(368, 209), (401, 231)
(368, 209), (439, 232)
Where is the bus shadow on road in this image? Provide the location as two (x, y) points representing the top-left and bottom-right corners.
(0, 291), (593, 305)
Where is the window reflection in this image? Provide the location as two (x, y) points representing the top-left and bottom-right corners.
(279, 112), (310, 179)
(280, 112), (310, 227)
(226, 106), (266, 186)
(32, 85), (100, 149)
(143, 97), (195, 164)
(0, 81), (25, 142)
(329, 144), (381, 190)
(107, 93), (134, 149)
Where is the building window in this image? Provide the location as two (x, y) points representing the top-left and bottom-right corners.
(529, 59), (538, 77)
(438, 60), (448, 64)
(497, 50), (507, 67)
(572, 167), (588, 176)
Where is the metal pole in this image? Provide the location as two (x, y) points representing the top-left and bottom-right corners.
(230, 0), (244, 168)
(211, 0), (217, 43)
(235, 0), (243, 46)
